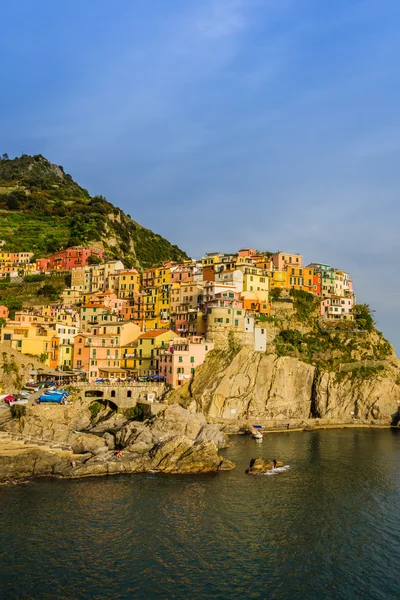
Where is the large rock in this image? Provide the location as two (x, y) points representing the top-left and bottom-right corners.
(189, 347), (400, 424)
(246, 457), (285, 475)
(0, 400), (233, 482)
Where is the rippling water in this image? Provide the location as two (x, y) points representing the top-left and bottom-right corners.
(1, 429), (400, 599)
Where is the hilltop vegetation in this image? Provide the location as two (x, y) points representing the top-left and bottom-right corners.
(271, 290), (393, 374)
(0, 153), (188, 268)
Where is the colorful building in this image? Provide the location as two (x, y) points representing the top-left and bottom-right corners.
(158, 336), (214, 388)
(320, 296), (354, 320)
(272, 252), (303, 271)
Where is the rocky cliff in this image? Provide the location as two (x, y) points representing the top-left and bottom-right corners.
(170, 345), (400, 427)
(0, 400), (233, 482)
(167, 292), (400, 428)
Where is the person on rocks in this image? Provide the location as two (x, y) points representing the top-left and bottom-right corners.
(272, 459), (277, 469)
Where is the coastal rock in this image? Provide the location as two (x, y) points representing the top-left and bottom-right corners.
(150, 404), (207, 441)
(147, 436), (234, 473)
(246, 457), (284, 475)
(70, 433), (107, 455)
(185, 347), (400, 425)
(0, 402), (233, 482)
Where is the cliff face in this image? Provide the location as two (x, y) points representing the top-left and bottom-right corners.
(183, 347), (400, 424)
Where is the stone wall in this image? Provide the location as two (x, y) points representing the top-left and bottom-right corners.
(74, 382), (167, 409)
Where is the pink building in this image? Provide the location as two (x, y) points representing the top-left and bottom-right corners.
(237, 248), (257, 257)
(47, 246), (104, 271)
(10, 252), (34, 264)
(0, 305), (9, 319)
(170, 264), (195, 283)
(203, 291), (243, 313)
(272, 252), (303, 271)
(320, 296), (354, 320)
(88, 292), (127, 315)
(158, 336), (214, 388)
(36, 258), (50, 272)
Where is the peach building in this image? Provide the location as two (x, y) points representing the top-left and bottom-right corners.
(158, 336), (214, 388)
(272, 252), (303, 271)
(0, 306), (9, 319)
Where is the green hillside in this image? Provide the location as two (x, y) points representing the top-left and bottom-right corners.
(0, 153), (188, 268)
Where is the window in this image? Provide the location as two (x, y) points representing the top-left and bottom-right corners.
(178, 356), (183, 362)
(234, 319), (239, 326)
(226, 318), (229, 323)
(190, 356), (194, 363)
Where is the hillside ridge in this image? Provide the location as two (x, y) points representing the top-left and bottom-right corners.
(0, 153), (188, 268)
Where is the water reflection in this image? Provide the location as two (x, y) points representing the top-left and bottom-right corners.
(0, 430), (399, 599)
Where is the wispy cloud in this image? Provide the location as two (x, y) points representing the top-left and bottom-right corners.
(196, 0), (248, 39)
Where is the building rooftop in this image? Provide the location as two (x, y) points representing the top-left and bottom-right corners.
(139, 330), (172, 339)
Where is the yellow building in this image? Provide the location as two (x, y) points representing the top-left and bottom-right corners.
(269, 271), (287, 290)
(0, 321), (56, 366)
(121, 329), (175, 375)
(242, 272), (269, 295)
(201, 253), (224, 266)
(117, 269), (141, 299)
(154, 266), (171, 287)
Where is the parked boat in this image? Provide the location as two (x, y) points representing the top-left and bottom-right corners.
(251, 425), (263, 439)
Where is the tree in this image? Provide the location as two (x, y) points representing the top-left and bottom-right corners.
(37, 283), (58, 298)
(87, 254), (102, 265)
(6, 189), (26, 210)
(353, 304), (375, 332)
(269, 288), (282, 301)
(0, 317), (6, 328)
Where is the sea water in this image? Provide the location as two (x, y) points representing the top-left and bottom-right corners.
(1, 429), (400, 599)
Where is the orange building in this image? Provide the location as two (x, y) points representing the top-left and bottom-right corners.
(286, 267), (315, 294)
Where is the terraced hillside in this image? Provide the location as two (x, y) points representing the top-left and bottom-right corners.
(0, 154), (188, 268)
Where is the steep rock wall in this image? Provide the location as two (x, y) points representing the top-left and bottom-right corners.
(185, 348), (400, 423)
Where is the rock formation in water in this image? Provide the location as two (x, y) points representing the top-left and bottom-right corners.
(0, 402), (234, 482)
(246, 457), (285, 475)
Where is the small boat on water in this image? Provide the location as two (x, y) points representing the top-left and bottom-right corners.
(251, 425), (263, 439)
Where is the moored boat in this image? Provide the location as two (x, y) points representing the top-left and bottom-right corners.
(251, 425), (263, 439)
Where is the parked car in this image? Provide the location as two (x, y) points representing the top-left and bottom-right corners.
(150, 375), (165, 382)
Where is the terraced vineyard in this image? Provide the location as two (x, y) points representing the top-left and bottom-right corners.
(0, 211), (70, 253)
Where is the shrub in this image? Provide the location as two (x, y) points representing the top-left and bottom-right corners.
(89, 402), (102, 418)
(279, 329), (303, 346)
(11, 405), (26, 419)
(125, 404), (145, 421)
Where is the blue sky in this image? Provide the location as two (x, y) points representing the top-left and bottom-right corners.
(1, 0), (400, 347)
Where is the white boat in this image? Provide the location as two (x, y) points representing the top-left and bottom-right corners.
(251, 425), (263, 439)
